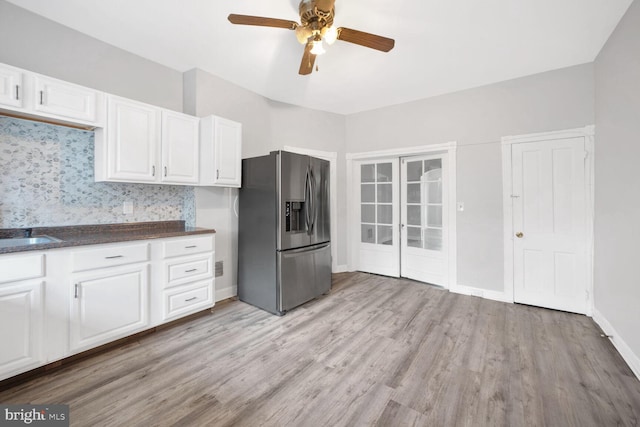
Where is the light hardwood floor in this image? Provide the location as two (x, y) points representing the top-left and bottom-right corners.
(1, 272), (639, 426)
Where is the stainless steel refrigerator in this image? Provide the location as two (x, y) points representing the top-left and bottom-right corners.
(238, 151), (331, 315)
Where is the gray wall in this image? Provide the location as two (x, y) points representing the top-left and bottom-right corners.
(0, 0), (183, 111)
(594, 0), (640, 367)
(346, 64), (595, 292)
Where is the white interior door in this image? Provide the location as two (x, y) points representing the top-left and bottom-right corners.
(401, 154), (449, 286)
(511, 137), (588, 314)
(356, 159), (400, 277)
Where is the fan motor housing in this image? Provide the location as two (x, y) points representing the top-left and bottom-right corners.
(299, 0), (335, 29)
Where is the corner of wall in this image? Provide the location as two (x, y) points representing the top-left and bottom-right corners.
(183, 68), (199, 116)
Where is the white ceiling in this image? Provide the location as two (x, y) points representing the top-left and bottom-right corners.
(6, 0), (633, 115)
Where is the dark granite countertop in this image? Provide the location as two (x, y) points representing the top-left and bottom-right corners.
(0, 221), (215, 255)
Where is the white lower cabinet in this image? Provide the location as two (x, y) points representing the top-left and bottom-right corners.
(70, 264), (149, 353)
(0, 252), (45, 381)
(0, 280), (44, 380)
(156, 235), (216, 323)
(0, 233), (214, 380)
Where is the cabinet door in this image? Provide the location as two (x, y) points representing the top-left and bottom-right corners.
(214, 117), (242, 187)
(70, 264), (149, 352)
(0, 280), (43, 381)
(33, 75), (98, 123)
(161, 110), (199, 184)
(0, 64), (23, 109)
(106, 96), (160, 183)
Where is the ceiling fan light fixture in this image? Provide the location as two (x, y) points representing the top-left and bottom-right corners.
(310, 38), (325, 55)
(295, 26), (313, 44)
(323, 26), (338, 45)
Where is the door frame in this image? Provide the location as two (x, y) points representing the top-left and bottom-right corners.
(346, 142), (457, 290)
(284, 146), (339, 272)
(501, 126), (595, 314)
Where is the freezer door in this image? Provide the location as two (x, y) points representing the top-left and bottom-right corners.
(277, 243), (331, 313)
(310, 157), (331, 245)
(278, 151), (312, 251)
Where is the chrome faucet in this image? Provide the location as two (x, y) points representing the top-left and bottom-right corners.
(23, 228), (33, 238)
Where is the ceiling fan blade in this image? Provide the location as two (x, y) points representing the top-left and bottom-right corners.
(299, 43), (316, 75)
(337, 27), (395, 52)
(228, 14), (298, 30)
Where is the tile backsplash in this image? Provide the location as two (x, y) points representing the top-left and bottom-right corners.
(0, 117), (195, 228)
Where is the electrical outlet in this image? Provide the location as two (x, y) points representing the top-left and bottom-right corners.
(123, 201), (133, 214)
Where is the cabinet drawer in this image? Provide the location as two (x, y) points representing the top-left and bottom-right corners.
(163, 235), (214, 258)
(162, 279), (213, 321)
(165, 253), (213, 287)
(71, 243), (149, 272)
(0, 253), (45, 284)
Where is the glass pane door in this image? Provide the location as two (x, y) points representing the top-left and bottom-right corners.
(360, 162), (394, 246)
(405, 158), (443, 251)
(357, 158), (400, 277)
(401, 153), (449, 286)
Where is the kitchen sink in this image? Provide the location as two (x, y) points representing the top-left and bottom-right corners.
(0, 235), (63, 249)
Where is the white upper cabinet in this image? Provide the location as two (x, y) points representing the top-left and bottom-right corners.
(102, 95), (160, 183)
(96, 95), (200, 185)
(161, 110), (199, 184)
(200, 115), (242, 187)
(0, 62), (104, 127)
(33, 75), (99, 123)
(0, 63), (24, 109)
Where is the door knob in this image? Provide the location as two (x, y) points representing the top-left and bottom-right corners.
(515, 232), (524, 238)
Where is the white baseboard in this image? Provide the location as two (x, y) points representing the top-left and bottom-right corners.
(215, 286), (237, 302)
(333, 265), (348, 273)
(592, 308), (640, 380)
(449, 284), (512, 303)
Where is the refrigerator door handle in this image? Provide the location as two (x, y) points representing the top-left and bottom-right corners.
(310, 168), (317, 231)
(304, 169), (311, 233)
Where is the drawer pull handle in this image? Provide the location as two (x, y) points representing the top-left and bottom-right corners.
(185, 268), (198, 273)
(105, 255), (124, 259)
(74, 283), (79, 299)
(39, 90), (44, 105)
(185, 245), (197, 249)
(15, 85), (19, 101)
(185, 297), (198, 302)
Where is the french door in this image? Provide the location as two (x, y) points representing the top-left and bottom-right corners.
(401, 154), (450, 286)
(356, 159), (400, 277)
(356, 152), (451, 287)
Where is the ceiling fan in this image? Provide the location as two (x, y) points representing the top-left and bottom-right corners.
(228, 0), (395, 75)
